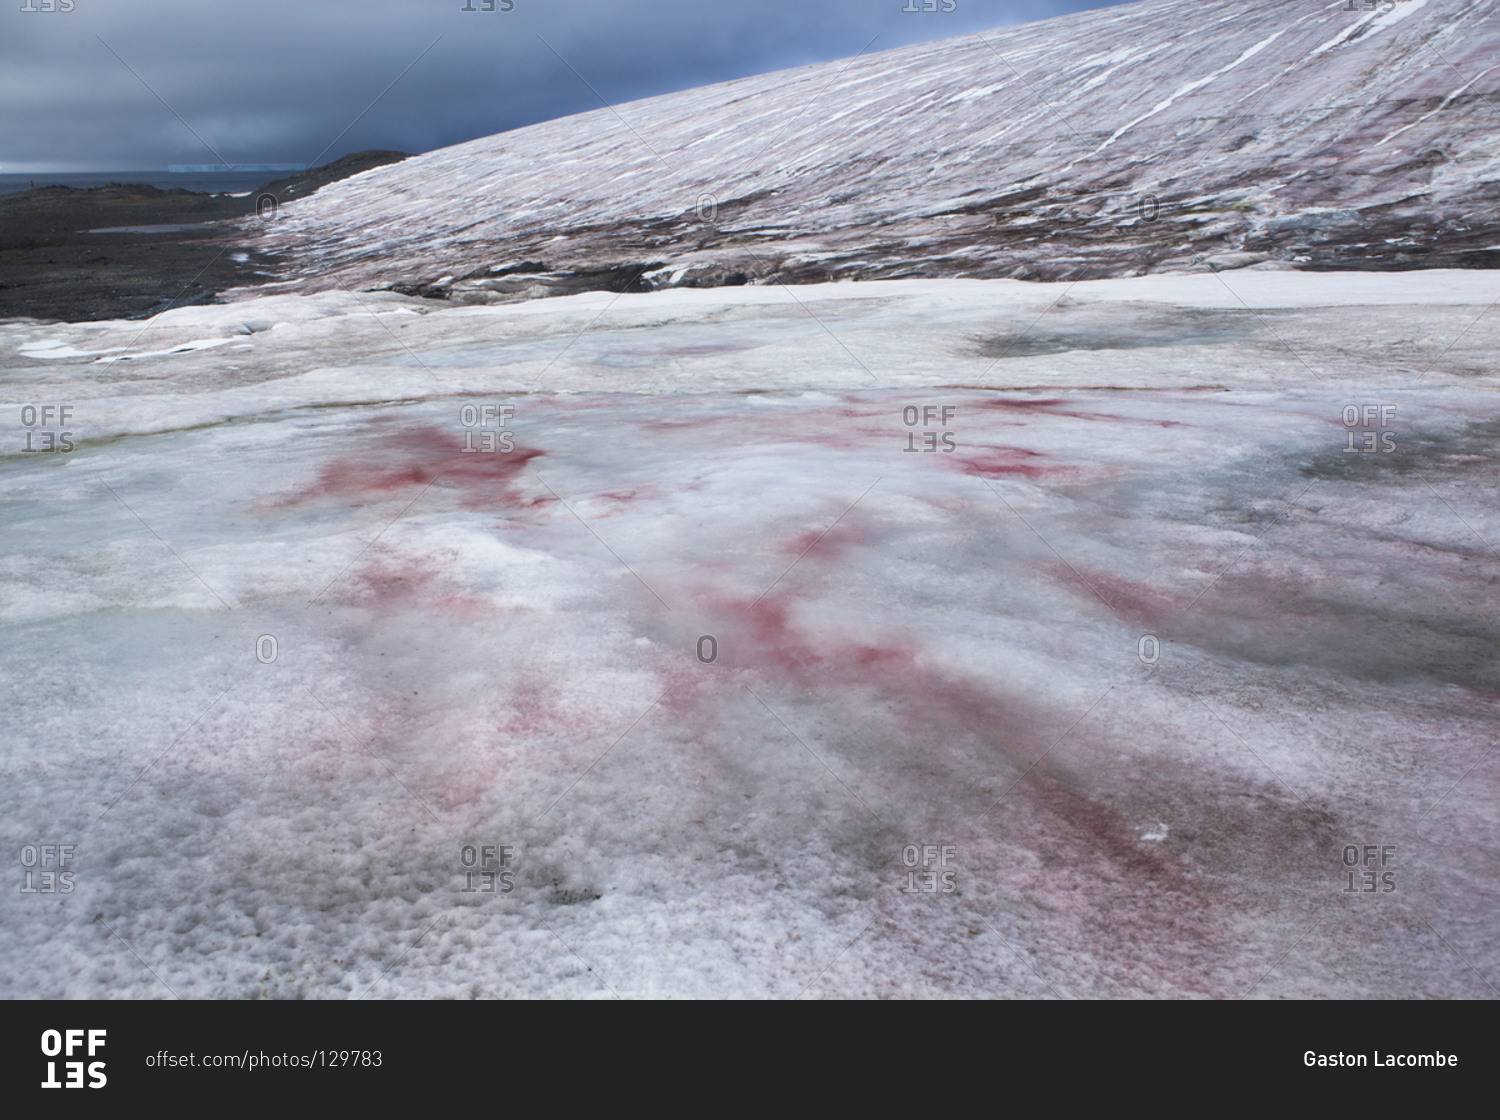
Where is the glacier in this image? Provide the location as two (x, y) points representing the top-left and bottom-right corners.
(3, 0), (1498, 999)
(3, 268), (1497, 997)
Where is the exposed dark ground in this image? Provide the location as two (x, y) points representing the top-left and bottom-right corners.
(5, 142), (1497, 323)
(0, 151), (407, 322)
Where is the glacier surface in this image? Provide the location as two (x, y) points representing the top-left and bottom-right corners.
(3, 270), (1497, 998)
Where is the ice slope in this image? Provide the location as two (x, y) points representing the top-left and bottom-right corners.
(3, 271), (1498, 998)
(249, 0), (1500, 301)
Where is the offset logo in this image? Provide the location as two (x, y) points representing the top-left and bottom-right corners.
(458, 844), (516, 894)
(901, 843), (958, 894)
(1342, 844), (1397, 894)
(901, 405), (957, 453)
(20, 405), (75, 454)
(458, 403), (515, 453)
(19, 844), (75, 894)
(1342, 404), (1397, 454)
(40, 1029), (106, 1089)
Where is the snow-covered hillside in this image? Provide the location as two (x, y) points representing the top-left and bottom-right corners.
(251, 0), (1500, 301)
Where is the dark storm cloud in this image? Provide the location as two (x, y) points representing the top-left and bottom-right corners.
(0, 0), (1132, 172)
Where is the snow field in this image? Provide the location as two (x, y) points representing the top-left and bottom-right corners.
(3, 273), (1498, 997)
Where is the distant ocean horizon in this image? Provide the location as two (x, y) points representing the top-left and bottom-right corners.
(0, 169), (292, 198)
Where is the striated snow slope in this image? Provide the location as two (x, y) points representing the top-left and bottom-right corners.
(250, 0), (1500, 301)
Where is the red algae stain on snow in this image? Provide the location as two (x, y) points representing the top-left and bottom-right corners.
(971, 396), (1072, 415)
(343, 555), (495, 616)
(707, 585), (1184, 889)
(968, 395), (1183, 428)
(578, 486), (666, 517)
(348, 555), (448, 606)
(651, 518), (1191, 890)
(276, 424), (543, 510)
(953, 445), (1054, 480)
(778, 514), (870, 564)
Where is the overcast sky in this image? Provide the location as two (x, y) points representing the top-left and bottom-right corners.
(1, 0), (1133, 172)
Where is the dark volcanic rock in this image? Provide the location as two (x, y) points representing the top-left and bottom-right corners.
(0, 151), (409, 322)
(252, 151), (412, 207)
